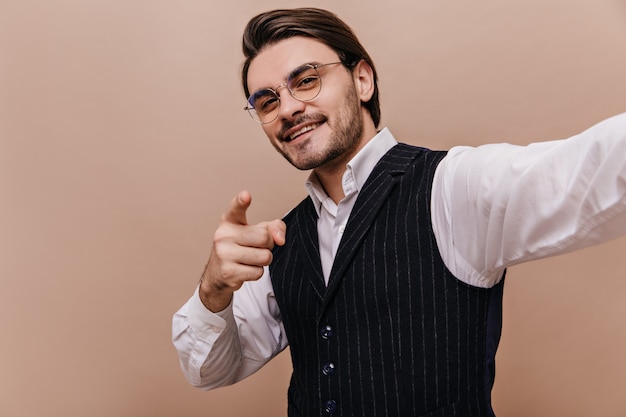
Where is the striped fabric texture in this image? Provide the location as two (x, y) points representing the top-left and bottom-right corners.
(270, 144), (503, 417)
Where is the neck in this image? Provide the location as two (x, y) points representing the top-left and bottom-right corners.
(313, 162), (348, 205)
(314, 121), (378, 205)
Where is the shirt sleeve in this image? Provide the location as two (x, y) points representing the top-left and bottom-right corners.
(172, 266), (287, 389)
(431, 112), (626, 288)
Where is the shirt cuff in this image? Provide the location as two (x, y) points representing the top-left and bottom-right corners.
(187, 285), (236, 340)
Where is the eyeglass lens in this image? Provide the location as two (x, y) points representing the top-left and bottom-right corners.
(247, 65), (322, 123)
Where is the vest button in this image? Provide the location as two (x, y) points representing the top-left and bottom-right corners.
(321, 362), (335, 376)
(324, 399), (337, 414)
(320, 325), (334, 339)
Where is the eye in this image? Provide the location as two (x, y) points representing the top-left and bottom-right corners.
(288, 66), (321, 92)
(252, 91), (279, 113)
(291, 72), (320, 92)
(259, 96), (278, 110)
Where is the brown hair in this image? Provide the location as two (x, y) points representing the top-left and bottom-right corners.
(241, 8), (381, 127)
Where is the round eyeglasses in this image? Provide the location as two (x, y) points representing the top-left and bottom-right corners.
(244, 62), (343, 124)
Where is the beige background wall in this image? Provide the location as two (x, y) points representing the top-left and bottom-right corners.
(2, 1), (626, 416)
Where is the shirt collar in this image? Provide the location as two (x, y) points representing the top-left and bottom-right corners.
(305, 127), (398, 217)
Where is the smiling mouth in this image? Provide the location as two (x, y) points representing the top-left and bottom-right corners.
(281, 119), (325, 143)
(288, 123), (320, 141)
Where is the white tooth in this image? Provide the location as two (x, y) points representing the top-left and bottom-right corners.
(290, 123), (319, 141)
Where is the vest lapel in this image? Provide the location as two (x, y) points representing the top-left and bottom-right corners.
(321, 144), (424, 311)
(293, 198), (327, 300)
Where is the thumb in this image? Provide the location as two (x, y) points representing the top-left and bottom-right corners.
(222, 190), (252, 225)
(267, 219), (287, 246)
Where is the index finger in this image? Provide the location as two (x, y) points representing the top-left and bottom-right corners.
(221, 190), (252, 225)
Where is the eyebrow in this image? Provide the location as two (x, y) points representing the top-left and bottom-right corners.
(287, 62), (320, 79)
(253, 62), (322, 93)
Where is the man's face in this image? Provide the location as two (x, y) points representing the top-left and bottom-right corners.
(246, 37), (369, 172)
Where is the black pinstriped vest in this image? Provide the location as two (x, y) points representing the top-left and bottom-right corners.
(270, 144), (504, 417)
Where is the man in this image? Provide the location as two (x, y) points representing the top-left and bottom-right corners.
(172, 7), (626, 417)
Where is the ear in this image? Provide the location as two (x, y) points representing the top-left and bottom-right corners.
(352, 59), (375, 102)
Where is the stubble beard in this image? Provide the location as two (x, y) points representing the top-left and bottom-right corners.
(276, 85), (364, 171)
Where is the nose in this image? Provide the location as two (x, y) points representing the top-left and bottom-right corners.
(276, 85), (306, 121)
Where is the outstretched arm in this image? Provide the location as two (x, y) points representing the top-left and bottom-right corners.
(432, 113), (626, 288)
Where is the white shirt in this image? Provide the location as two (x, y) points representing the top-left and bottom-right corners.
(172, 113), (626, 390)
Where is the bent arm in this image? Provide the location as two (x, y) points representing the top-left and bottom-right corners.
(432, 113), (626, 287)
(172, 267), (287, 390)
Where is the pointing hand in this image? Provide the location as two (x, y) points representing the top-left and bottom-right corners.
(199, 191), (286, 312)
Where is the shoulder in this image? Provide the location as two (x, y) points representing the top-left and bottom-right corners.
(387, 143), (447, 164)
